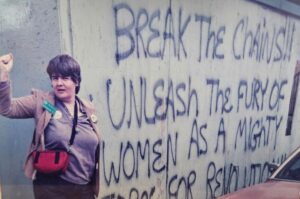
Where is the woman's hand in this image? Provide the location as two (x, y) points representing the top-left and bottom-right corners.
(0, 53), (13, 81)
(0, 53), (13, 72)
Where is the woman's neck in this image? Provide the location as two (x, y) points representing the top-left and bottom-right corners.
(62, 97), (76, 116)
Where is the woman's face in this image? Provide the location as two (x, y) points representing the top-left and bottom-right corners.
(51, 74), (77, 103)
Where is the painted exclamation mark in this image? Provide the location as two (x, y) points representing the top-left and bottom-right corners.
(286, 60), (300, 135)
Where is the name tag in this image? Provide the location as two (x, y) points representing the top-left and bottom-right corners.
(42, 100), (62, 119)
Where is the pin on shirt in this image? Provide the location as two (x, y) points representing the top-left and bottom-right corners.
(90, 114), (98, 123)
(53, 110), (62, 119)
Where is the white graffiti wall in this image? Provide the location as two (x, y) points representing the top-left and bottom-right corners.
(61, 0), (300, 198)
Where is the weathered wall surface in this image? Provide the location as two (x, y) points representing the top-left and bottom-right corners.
(63, 0), (300, 198)
(0, 0), (61, 198)
(0, 0), (299, 199)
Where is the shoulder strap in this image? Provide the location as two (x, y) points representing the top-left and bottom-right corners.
(68, 100), (78, 146)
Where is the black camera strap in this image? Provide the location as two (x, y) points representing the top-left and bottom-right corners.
(68, 98), (78, 147)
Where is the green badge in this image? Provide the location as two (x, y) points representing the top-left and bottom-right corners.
(42, 100), (57, 115)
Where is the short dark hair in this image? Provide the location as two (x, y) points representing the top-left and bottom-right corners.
(47, 54), (81, 94)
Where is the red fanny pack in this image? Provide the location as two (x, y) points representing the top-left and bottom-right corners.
(32, 100), (79, 174)
(32, 151), (69, 174)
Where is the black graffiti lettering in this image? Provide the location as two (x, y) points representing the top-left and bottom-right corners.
(131, 187), (155, 199)
(102, 141), (122, 186)
(187, 171), (196, 198)
(235, 117), (247, 151)
(215, 117), (226, 153)
(168, 171), (196, 199)
(273, 115), (283, 150)
(188, 119), (207, 159)
(243, 18), (253, 59)
(250, 21), (260, 60)
(167, 132), (178, 171)
(207, 78), (218, 115)
(234, 115), (282, 152)
(272, 154), (287, 165)
(114, 4), (295, 64)
(153, 79), (166, 120)
(136, 9), (149, 59)
(195, 14), (210, 62)
(107, 77), (199, 130)
(153, 139), (165, 173)
(137, 140), (151, 178)
(232, 18), (244, 60)
(273, 26), (284, 62)
(223, 87), (232, 113)
(141, 191), (148, 199)
(195, 15), (225, 62)
(102, 134), (178, 186)
(268, 79), (287, 111)
(187, 77), (199, 117)
(118, 195), (125, 199)
(232, 17), (294, 63)
(143, 77), (156, 124)
(237, 78), (288, 112)
(206, 162), (215, 199)
(176, 176), (189, 199)
(149, 187), (155, 199)
(123, 141), (136, 179)
(114, 3), (135, 64)
(128, 79), (143, 128)
(104, 186), (156, 199)
(168, 175), (178, 198)
(207, 78), (233, 116)
(147, 10), (161, 58)
(288, 22), (296, 60)
(205, 161), (277, 198)
(166, 80), (176, 121)
(162, 7), (176, 59)
(175, 82), (187, 116)
(237, 80), (249, 111)
(261, 162), (270, 182)
(178, 8), (191, 60)
(261, 79), (269, 110)
(106, 78), (126, 130)
(266, 115), (276, 146)
(215, 26), (226, 59)
(129, 188), (139, 199)
(114, 3), (195, 64)
(265, 28), (276, 64)
(249, 164), (261, 186)
(226, 164), (239, 194)
(214, 167), (222, 196)
(237, 78), (270, 112)
(249, 118), (260, 151)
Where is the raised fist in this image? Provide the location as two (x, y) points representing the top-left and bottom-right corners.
(0, 53), (13, 73)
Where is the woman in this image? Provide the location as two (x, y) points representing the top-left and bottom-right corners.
(0, 53), (100, 199)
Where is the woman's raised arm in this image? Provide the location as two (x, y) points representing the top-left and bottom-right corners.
(0, 53), (13, 82)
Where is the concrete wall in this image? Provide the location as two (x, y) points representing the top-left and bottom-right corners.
(0, 0), (61, 198)
(64, 0), (300, 198)
(0, 0), (300, 198)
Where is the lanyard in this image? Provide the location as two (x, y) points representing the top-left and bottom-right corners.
(68, 100), (78, 147)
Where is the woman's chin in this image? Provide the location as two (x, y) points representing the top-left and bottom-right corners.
(55, 94), (67, 101)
